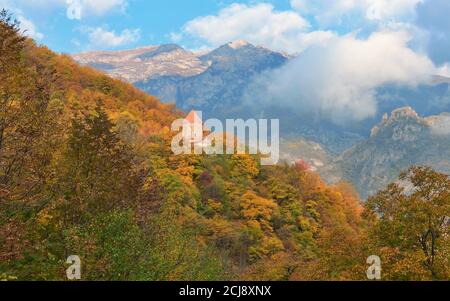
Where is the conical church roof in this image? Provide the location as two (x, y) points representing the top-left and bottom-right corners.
(185, 111), (202, 124)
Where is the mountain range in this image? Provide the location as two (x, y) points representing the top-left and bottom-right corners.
(73, 41), (450, 198)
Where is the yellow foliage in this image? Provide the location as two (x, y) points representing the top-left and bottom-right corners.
(207, 199), (223, 213)
(36, 210), (53, 228)
(240, 191), (277, 223)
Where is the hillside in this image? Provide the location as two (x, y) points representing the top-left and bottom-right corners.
(0, 16), (366, 281)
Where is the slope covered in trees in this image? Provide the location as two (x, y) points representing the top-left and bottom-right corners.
(0, 12), (448, 281)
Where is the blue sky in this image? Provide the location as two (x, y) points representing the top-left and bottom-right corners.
(0, 0), (294, 53)
(0, 0), (448, 61)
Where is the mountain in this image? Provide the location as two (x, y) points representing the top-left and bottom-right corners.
(320, 107), (450, 198)
(74, 41), (289, 117)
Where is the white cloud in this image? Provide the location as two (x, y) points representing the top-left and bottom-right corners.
(365, 0), (423, 21)
(291, 0), (423, 24)
(11, 0), (128, 20)
(244, 31), (438, 123)
(83, 27), (140, 49)
(17, 15), (44, 40)
(176, 3), (333, 54)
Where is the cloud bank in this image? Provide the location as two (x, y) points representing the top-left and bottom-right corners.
(244, 31), (438, 123)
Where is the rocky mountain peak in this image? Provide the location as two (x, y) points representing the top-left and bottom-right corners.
(203, 40), (282, 60)
(370, 107), (450, 140)
(329, 106), (450, 199)
(390, 106), (419, 121)
(198, 40), (288, 75)
(204, 41), (256, 57)
(370, 107), (422, 138)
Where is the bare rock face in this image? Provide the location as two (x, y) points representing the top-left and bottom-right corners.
(320, 107), (450, 199)
(73, 44), (210, 83)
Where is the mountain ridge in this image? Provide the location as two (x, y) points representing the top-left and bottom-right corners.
(73, 43), (211, 83)
(73, 41), (289, 119)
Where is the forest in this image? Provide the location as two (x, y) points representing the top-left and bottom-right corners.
(0, 11), (449, 281)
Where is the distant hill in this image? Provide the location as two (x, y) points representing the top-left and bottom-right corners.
(73, 44), (210, 84)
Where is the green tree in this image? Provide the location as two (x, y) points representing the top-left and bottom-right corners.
(54, 104), (141, 221)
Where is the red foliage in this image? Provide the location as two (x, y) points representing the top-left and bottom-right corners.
(295, 159), (312, 172)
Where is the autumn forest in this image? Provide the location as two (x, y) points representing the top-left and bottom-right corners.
(0, 11), (449, 281)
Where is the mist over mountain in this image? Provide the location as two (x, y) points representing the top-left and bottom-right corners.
(72, 41), (364, 152)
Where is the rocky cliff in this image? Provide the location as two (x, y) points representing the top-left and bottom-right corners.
(321, 107), (450, 198)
